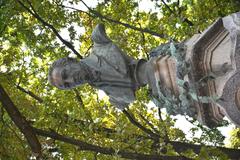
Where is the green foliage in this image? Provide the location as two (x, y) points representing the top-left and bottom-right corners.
(229, 128), (240, 148)
(0, 0), (239, 159)
(198, 147), (229, 160)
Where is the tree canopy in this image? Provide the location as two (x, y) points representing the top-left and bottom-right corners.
(1, 0), (240, 159)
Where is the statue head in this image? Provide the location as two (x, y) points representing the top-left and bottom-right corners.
(48, 57), (91, 90)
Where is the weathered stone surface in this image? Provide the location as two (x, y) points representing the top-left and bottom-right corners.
(153, 12), (240, 127)
(185, 18), (229, 127)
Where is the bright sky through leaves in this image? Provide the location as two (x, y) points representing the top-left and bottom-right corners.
(1, 0), (240, 159)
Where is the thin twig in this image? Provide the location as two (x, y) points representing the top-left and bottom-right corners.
(16, 85), (43, 103)
(138, 22), (150, 59)
(59, 4), (93, 17)
(122, 109), (160, 139)
(83, 44), (93, 56)
(160, 0), (194, 26)
(63, 1), (166, 38)
(137, 111), (160, 134)
(73, 89), (84, 108)
(158, 108), (170, 142)
(16, 0), (82, 58)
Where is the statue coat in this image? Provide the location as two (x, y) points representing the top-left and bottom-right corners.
(82, 24), (138, 110)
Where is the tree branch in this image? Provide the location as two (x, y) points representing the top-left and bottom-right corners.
(16, 85), (43, 103)
(4, 121), (28, 152)
(0, 84), (42, 157)
(137, 21), (150, 59)
(122, 109), (160, 139)
(122, 109), (240, 159)
(169, 141), (240, 159)
(158, 107), (170, 142)
(33, 127), (192, 160)
(1, 84), (239, 159)
(60, 113), (114, 134)
(62, 2), (166, 38)
(53, 113), (150, 144)
(59, 4), (92, 17)
(137, 111), (160, 134)
(16, 0), (82, 58)
(160, 0), (194, 26)
(73, 89), (84, 108)
(34, 126), (240, 159)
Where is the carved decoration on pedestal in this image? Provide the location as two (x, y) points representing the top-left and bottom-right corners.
(153, 12), (240, 127)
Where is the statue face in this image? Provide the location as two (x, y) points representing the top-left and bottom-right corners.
(51, 63), (87, 90)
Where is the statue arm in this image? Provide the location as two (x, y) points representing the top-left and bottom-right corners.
(91, 24), (111, 44)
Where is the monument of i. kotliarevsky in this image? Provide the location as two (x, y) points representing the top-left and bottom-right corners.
(48, 12), (240, 128)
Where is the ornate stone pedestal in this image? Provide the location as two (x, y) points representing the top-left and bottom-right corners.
(153, 12), (240, 127)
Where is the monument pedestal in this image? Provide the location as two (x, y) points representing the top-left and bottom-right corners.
(153, 12), (240, 127)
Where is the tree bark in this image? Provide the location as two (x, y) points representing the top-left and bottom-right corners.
(33, 127), (191, 160)
(33, 127), (240, 159)
(0, 84), (42, 156)
(1, 83), (240, 159)
(169, 141), (240, 159)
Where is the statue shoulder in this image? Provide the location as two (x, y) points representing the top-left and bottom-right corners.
(90, 24), (135, 76)
(91, 24), (111, 44)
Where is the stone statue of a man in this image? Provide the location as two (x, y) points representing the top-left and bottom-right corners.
(48, 24), (156, 110)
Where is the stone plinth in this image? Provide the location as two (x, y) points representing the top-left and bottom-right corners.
(154, 55), (179, 96)
(153, 12), (240, 127)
